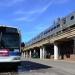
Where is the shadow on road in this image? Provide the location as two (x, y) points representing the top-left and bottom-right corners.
(18, 61), (52, 72)
(0, 61), (52, 73)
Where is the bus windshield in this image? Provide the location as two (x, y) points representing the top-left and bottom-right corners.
(0, 33), (20, 49)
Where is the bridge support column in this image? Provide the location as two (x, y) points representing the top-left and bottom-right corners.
(24, 52), (26, 57)
(23, 52), (25, 58)
(42, 47), (46, 59)
(40, 48), (43, 59)
(40, 47), (46, 59)
(32, 49), (36, 58)
(29, 50), (32, 58)
(25, 51), (26, 58)
(54, 43), (59, 60)
(34, 49), (36, 53)
(21, 52), (25, 58)
(73, 38), (75, 54)
(26, 51), (28, 58)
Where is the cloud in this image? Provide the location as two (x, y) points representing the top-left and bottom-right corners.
(15, 17), (27, 21)
(14, 1), (53, 22)
(15, 1), (52, 14)
(12, 0), (70, 42)
(15, 16), (35, 22)
(0, 0), (69, 7)
(13, 0), (70, 22)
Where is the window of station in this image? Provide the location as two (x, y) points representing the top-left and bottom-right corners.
(57, 24), (60, 28)
(70, 16), (74, 20)
(53, 26), (56, 29)
(44, 29), (51, 35)
(51, 26), (56, 31)
(50, 34), (54, 37)
(51, 28), (53, 31)
(62, 18), (66, 24)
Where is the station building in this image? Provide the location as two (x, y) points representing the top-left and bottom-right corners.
(22, 11), (75, 61)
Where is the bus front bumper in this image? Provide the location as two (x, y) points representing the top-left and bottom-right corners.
(0, 56), (21, 63)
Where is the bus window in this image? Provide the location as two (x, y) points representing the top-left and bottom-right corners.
(2, 33), (20, 49)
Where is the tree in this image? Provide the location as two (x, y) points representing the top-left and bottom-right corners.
(21, 42), (25, 47)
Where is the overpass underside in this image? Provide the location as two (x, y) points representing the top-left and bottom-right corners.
(23, 27), (75, 60)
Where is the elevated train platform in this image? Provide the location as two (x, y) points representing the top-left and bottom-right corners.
(23, 11), (75, 61)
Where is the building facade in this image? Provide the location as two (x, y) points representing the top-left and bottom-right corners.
(23, 11), (75, 60)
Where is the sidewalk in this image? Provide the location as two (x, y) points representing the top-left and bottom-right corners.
(22, 58), (75, 74)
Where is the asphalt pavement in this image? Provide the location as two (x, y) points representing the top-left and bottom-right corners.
(22, 58), (75, 75)
(0, 58), (75, 75)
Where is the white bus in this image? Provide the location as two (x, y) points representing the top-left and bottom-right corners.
(0, 26), (21, 67)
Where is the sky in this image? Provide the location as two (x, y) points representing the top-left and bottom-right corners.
(0, 0), (74, 42)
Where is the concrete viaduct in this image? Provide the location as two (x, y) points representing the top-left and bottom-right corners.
(22, 11), (75, 60)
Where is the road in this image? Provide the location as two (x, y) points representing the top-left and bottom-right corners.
(0, 60), (74, 75)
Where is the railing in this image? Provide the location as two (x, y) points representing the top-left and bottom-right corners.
(24, 26), (75, 50)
